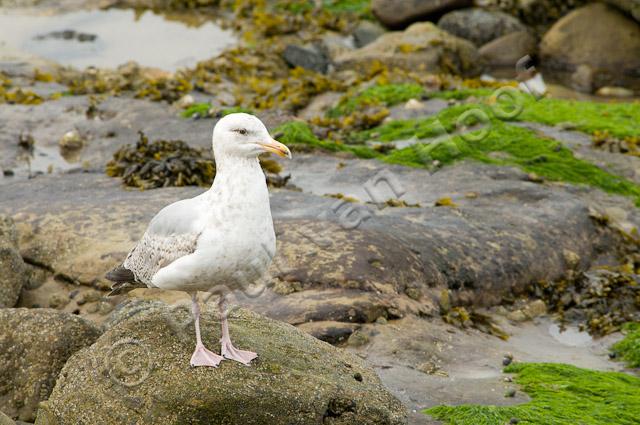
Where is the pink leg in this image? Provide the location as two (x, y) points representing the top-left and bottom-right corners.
(189, 292), (223, 367)
(219, 297), (257, 365)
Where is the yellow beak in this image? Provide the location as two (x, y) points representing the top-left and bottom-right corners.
(257, 138), (291, 158)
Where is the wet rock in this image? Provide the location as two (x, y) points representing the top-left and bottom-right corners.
(36, 305), (406, 425)
(58, 129), (84, 155)
(297, 320), (360, 345)
(35, 29), (97, 43)
(539, 3), (640, 92)
(479, 31), (537, 69)
(0, 309), (101, 422)
(0, 215), (27, 308)
(437, 8), (526, 46)
(352, 21), (387, 48)
(334, 22), (482, 77)
(372, 0), (473, 29)
(282, 44), (329, 74)
(274, 220), (425, 295)
(0, 155), (616, 311)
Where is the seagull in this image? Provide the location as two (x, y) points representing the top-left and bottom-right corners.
(105, 113), (291, 367)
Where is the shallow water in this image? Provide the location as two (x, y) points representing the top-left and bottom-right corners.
(0, 8), (236, 71)
(548, 323), (594, 347)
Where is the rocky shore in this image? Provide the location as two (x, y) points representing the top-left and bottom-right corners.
(1, 1), (640, 424)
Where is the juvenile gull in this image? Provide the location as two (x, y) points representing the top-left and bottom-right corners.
(106, 113), (291, 367)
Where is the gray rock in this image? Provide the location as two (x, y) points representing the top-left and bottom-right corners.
(539, 3), (640, 91)
(438, 8), (526, 46)
(353, 21), (387, 48)
(0, 156), (620, 313)
(282, 44), (329, 74)
(0, 216), (27, 308)
(0, 309), (101, 422)
(334, 22), (482, 77)
(36, 305), (407, 425)
(372, 0), (473, 29)
(479, 30), (537, 68)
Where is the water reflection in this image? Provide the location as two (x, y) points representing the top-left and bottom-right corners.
(0, 8), (236, 71)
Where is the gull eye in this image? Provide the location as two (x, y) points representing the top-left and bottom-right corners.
(234, 128), (248, 136)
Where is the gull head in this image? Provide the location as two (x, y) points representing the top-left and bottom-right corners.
(212, 113), (291, 159)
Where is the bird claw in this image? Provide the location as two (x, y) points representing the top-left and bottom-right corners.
(220, 339), (257, 365)
(190, 344), (223, 367)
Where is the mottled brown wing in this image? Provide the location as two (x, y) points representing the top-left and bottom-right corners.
(121, 231), (201, 286)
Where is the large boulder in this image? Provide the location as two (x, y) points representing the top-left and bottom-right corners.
(437, 8), (526, 46)
(36, 305), (407, 424)
(0, 309), (101, 422)
(539, 3), (640, 92)
(334, 22), (482, 77)
(372, 0), (473, 29)
(479, 30), (537, 69)
(0, 216), (27, 308)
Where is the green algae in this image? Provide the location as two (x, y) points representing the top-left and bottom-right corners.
(429, 88), (495, 100)
(426, 89), (640, 139)
(425, 362), (640, 425)
(180, 103), (253, 118)
(274, 120), (377, 158)
(351, 99), (640, 203)
(328, 83), (425, 117)
(612, 323), (640, 368)
(516, 96), (640, 140)
(321, 0), (371, 17)
(181, 102), (211, 117)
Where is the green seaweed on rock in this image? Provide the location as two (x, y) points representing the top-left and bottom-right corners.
(180, 103), (253, 118)
(425, 363), (640, 425)
(327, 83), (425, 117)
(352, 101), (640, 204)
(612, 322), (640, 368)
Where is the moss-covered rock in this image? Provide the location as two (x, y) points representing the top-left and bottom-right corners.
(425, 362), (640, 424)
(36, 305), (407, 424)
(612, 322), (640, 368)
(0, 309), (101, 422)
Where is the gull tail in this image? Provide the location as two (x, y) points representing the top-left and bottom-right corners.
(105, 266), (146, 296)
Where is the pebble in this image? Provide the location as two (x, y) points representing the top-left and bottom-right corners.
(48, 294), (70, 309)
(174, 94), (195, 109)
(504, 388), (516, 398)
(59, 130), (84, 152)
